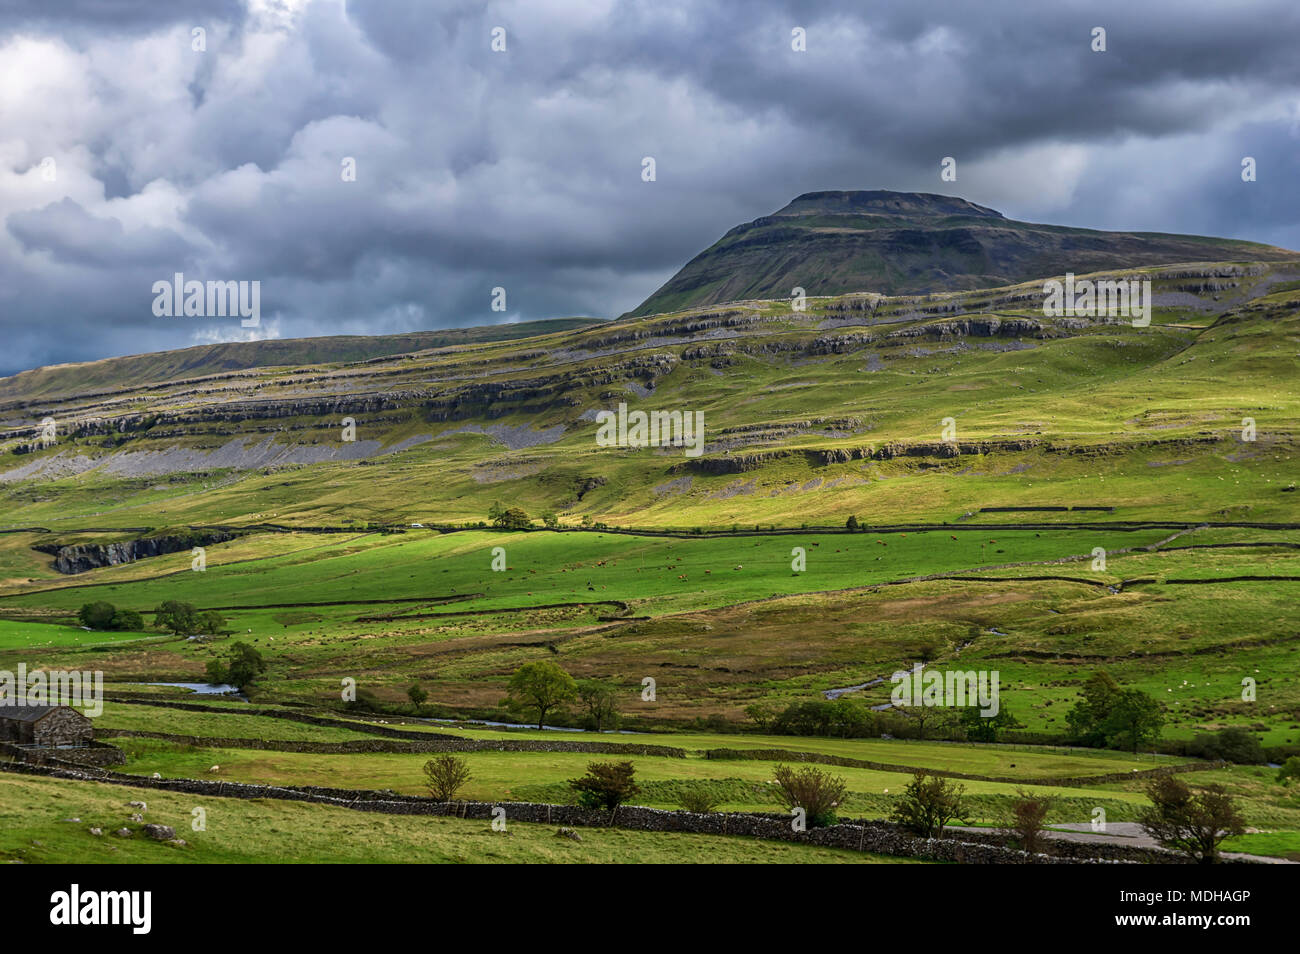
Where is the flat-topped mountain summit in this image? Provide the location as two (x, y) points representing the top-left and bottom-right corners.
(628, 189), (1298, 316)
(774, 190), (1004, 219)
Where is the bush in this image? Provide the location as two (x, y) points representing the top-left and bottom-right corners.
(111, 608), (143, 630)
(422, 755), (472, 801)
(77, 601), (117, 630)
(77, 601), (143, 631)
(1139, 775), (1245, 864)
(154, 601), (224, 637)
(772, 763), (848, 828)
(569, 761), (640, 812)
(890, 770), (966, 838)
(492, 508), (532, 530)
(344, 688), (382, 712)
(1008, 789), (1055, 854)
(677, 786), (721, 814)
(204, 641), (266, 690)
(1276, 756), (1300, 785)
(1186, 727), (1264, 764)
(575, 679), (620, 732)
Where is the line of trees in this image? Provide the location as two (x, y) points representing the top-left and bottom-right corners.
(77, 601), (142, 631)
(503, 661), (623, 731)
(744, 698), (1023, 743)
(77, 599), (225, 637)
(1065, 671), (1164, 752)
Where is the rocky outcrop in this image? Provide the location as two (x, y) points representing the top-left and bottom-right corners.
(34, 530), (236, 574)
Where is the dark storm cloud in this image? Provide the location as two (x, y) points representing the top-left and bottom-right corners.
(1, 0), (1298, 376)
(8, 198), (195, 267)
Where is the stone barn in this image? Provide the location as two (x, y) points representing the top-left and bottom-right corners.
(0, 705), (94, 746)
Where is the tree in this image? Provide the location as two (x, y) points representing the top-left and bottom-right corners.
(1008, 789), (1055, 854)
(1187, 727), (1264, 764)
(827, 697), (872, 738)
(1066, 672), (1163, 751)
(899, 702), (943, 741)
(506, 661), (577, 728)
(1139, 776), (1245, 864)
(407, 683), (428, 711)
(772, 701), (834, 737)
(744, 702), (778, 731)
(845, 515), (859, 531)
(493, 507), (532, 530)
(154, 601), (223, 637)
(541, 511), (559, 528)
(575, 679), (620, 732)
(78, 601), (143, 631)
(205, 641), (266, 690)
(1099, 689), (1165, 753)
(111, 608), (144, 631)
(960, 705), (1024, 743)
(78, 601), (117, 630)
(1065, 670), (1121, 745)
(569, 761), (640, 812)
(772, 764), (848, 828)
(890, 770), (966, 838)
(422, 755), (471, 801)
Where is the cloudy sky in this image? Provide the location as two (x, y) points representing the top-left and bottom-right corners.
(2, 0), (1298, 375)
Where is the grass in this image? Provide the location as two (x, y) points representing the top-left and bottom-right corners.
(0, 618), (155, 650)
(107, 737), (1154, 819)
(0, 773), (914, 864)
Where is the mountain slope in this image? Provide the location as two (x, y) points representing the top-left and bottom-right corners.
(0, 318), (606, 404)
(3, 259), (1299, 531)
(627, 190), (1299, 316)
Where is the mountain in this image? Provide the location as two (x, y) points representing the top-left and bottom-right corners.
(627, 190), (1299, 317)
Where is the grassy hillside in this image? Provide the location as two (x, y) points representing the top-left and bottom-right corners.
(0, 317), (605, 403)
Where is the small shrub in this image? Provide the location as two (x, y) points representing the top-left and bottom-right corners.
(204, 641), (266, 690)
(569, 761), (640, 812)
(677, 786), (721, 814)
(772, 764), (847, 828)
(891, 770), (966, 838)
(1008, 789), (1055, 855)
(1277, 756), (1300, 785)
(422, 755), (472, 801)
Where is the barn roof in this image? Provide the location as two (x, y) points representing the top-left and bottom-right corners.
(0, 705), (76, 722)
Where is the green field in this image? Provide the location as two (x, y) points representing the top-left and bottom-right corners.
(2, 266), (1298, 863)
(0, 774), (913, 864)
